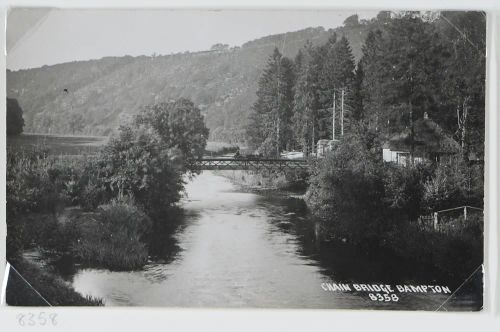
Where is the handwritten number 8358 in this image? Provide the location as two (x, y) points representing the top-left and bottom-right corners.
(16, 312), (58, 326)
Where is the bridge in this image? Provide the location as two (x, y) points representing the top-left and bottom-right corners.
(188, 158), (309, 171)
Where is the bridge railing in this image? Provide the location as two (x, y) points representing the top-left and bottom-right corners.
(188, 158), (309, 171)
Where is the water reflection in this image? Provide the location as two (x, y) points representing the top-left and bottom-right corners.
(53, 171), (480, 309)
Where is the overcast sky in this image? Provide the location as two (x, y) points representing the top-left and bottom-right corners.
(7, 8), (378, 70)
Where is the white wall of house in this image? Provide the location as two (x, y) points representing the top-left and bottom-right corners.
(383, 148), (426, 166)
(383, 148), (413, 166)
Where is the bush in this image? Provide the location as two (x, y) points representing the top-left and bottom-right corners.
(71, 198), (153, 270)
(423, 158), (483, 212)
(6, 148), (83, 258)
(385, 214), (483, 277)
(383, 163), (432, 221)
(306, 129), (388, 245)
(76, 158), (111, 210)
(94, 125), (185, 219)
(7, 149), (82, 216)
(7, 97), (24, 136)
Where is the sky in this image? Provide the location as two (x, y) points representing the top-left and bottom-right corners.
(7, 8), (378, 70)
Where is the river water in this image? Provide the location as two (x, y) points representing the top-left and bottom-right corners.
(49, 171), (481, 310)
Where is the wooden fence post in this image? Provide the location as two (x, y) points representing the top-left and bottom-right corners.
(464, 206), (467, 221)
(433, 212), (438, 230)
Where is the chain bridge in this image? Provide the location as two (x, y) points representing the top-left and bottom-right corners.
(188, 158), (309, 171)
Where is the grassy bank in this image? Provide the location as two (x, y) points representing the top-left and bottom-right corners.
(70, 200), (153, 270)
(7, 126), (184, 271)
(12, 200), (154, 271)
(7, 259), (103, 306)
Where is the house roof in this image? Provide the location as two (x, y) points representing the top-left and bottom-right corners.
(385, 117), (461, 155)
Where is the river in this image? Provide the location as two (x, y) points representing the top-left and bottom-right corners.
(46, 171), (481, 310)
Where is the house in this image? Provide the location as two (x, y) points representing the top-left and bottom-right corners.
(317, 139), (338, 158)
(382, 113), (461, 166)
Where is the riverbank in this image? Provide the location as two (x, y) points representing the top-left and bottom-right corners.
(24, 171), (480, 310)
(218, 162), (482, 282)
(6, 258), (103, 306)
(215, 169), (308, 192)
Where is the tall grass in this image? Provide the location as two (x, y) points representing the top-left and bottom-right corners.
(70, 198), (153, 270)
(6, 147), (92, 216)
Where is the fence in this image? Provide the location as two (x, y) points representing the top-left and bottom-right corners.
(418, 205), (483, 234)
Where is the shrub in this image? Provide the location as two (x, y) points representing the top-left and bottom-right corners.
(6, 148), (82, 258)
(94, 125), (185, 219)
(71, 198), (153, 270)
(306, 129), (388, 245)
(7, 97), (24, 136)
(423, 157), (484, 212)
(383, 163), (432, 221)
(6, 149), (81, 216)
(384, 214), (483, 277)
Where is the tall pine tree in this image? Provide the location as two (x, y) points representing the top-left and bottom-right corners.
(246, 48), (295, 156)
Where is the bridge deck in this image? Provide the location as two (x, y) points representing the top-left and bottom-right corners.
(189, 158), (309, 171)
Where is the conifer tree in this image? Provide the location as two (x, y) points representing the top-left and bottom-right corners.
(246, 48), (295, 156)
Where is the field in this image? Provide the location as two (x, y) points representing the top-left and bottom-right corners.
(7, 134), (108, 155)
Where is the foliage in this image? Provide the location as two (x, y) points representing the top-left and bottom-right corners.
(70, 198), (153, 270)
(306, 128), (388, 244)
(68, 113), (85, 134)
(8, 12), (485, 150)
(383, 163), (432, 221)
(385, 214), (483, 277)
(358, 12), (485, 156)
(136, 98), (209, 166)
(307, 124), (483, 246)
(423, 158), (484, 212)
(246, 48), (296, 156)
(435, 12), (486, 158)
(6, 149), (76, 217)
(292, 42), (320, 155)
(8, 26), (356, 142)
(220, 168), (308, 191)
(96, 125), (185, 218)
(6, 148), (83, 259)
(7, 97), (24, 136)
(291, 34), (357, 155)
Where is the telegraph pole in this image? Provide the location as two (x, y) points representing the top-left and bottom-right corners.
(341, 89), (344, 137)
(332, 90), (336, 140)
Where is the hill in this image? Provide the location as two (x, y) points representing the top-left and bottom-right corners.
(7, 20), (373, 142)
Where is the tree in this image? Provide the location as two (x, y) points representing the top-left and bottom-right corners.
(360, 14), (448, 145)
(435, 12), (486, 159)
(351, 62), (365, 121)
(344, 14), (359, 27)
(305, 125), (387, 244)
(292, 42), (319, 155)
(7, 98), (24, 136)
(136, 98), (209, 165)
(68, 113), (85, 134)
(359, 29), (386, 131)
(98, 125), (185, 219)
(314, 34), (356, 140)
(246, 48), (295, 156)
